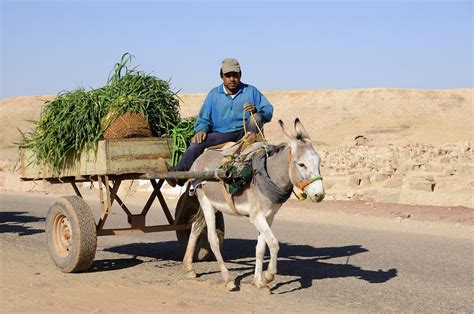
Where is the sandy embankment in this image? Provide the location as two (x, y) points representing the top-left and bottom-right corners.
(0, 88), (473, 208)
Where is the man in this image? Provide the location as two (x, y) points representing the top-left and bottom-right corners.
(169, 58), (273, 186)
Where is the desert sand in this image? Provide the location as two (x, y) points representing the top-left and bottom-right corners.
(0, 88), (473, 207)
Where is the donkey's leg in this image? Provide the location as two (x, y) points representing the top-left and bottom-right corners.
(251, 213), (279, 287)
(183, 216), (206, 278)
(254, 233), (267, 288)
(200, 197), (235, 290)
(254, 214), (275, 288)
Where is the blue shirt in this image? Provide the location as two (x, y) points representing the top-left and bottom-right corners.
(194, 83), (273, 133)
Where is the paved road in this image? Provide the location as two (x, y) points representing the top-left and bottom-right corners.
(1, 192), (473, 312)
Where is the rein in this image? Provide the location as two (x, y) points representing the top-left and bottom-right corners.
(242, 110), (266, 141)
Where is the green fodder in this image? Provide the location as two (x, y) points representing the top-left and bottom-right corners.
(19, 53), (181, 175)
(170, 116), (196, 167)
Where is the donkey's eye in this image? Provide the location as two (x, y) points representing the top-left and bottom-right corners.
(297, 163), (306, 168)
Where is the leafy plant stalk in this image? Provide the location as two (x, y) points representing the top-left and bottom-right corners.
(19, 53), (182, 175)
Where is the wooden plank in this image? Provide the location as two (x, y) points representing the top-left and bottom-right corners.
(152, 180), (174, 225)
(143, 170), (231, 181)
(24, 141), (109, 179)
(20, 137), (172, 180)
(106, 138), (171, 174)
(96, 224), (191, 236)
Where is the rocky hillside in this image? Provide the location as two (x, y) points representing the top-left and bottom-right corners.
(320, 141), (473, 207)
(1, 88), (472, 207)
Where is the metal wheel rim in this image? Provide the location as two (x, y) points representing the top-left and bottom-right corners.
(52, 213), (72, 258)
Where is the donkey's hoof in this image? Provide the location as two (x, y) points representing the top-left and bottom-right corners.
(185, 270), (197, 278)
(258, 285), (272, 295)
(255, 279), (268, 289)
(225, 280), (237, 291)
(263, 271), (275, 283)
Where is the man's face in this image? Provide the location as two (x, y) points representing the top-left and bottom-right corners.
(222, 71), (241, 94)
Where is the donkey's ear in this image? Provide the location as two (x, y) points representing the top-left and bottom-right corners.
(294, 118), (311, 143)
(278, 119), (295, 140)
(279, 119), (299, 152)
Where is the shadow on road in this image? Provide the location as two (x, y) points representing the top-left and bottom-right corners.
(272, 242), (398, 294)
(0, 211), (44, 236)
(105, 241), (183, 262)
(88, 258), (143, 273)
(224, 239), (397, 293)
(105, 238), (397, 293)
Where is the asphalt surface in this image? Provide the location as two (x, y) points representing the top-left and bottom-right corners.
(1, 192), (473, 312)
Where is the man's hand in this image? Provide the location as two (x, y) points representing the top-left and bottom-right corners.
(191, 131), (207, 144)
(243, 102), (256, 113)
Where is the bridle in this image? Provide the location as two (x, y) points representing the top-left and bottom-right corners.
(287, 149), (323, 193)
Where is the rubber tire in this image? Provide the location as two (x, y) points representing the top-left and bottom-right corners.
(175, 193), (225, 261)
(46, 196), (97, 273)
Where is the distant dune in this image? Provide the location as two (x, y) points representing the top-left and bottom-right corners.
(2, 89), (472, 151)
(178, 88), (473, 146)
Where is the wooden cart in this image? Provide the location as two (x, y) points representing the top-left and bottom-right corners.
(20, 138), (226, 273)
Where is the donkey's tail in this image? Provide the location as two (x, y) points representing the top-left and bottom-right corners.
(190, 207), (206, 230)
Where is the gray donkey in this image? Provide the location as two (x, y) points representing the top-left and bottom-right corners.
(183, 118), (325, 291)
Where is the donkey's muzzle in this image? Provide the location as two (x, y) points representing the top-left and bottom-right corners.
(314, 192), (325, 202)
(308, 191), (325, 202)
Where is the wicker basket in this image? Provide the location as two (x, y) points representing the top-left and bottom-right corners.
(103, 112), (153, 139)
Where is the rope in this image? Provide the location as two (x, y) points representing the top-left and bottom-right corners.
(251, 112), (266, 141)
(242, 109), (267, 142)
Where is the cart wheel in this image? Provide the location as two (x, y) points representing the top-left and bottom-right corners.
(175, 193), (224, 261)
(46, 196), (97, 273)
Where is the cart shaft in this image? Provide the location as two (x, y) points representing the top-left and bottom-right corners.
(141, 169), (230, 181)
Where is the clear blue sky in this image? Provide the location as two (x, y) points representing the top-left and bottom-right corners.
(1, 0), (472, 98)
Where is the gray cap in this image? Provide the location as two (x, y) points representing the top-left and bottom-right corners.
(221, 58), (241, 74)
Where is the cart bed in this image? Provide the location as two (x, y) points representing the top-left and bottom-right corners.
(20, 137), (172, 180)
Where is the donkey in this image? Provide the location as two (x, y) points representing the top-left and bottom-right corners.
(183, 118), (325, 291)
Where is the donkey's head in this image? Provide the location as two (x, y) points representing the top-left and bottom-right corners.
(279, 118), (325, 202)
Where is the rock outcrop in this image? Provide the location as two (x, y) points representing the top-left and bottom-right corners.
(320, 141), (473, 207)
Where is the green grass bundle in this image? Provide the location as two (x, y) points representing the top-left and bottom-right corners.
(170, 116), (196, 167)
(19, 53), (182, 174)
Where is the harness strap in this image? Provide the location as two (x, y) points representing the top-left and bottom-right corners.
(220, 182), (243, 216)
(288, 150), (323, 191)
(298, 176), (324, 190)
(253, 149), (293, 203)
